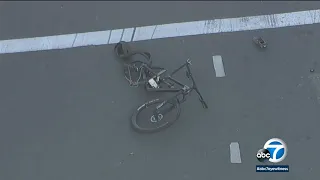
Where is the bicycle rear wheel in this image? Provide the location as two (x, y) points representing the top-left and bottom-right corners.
(131, 99), (181, 133)
(114, 41), (130, 59)
(114, 41), (152, 62)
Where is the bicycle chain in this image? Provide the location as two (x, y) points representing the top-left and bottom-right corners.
(124, 63), (144, 87)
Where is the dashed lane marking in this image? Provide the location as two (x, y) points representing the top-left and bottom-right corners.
(230, 142), (242, 163)
(212, 55), (226, 77)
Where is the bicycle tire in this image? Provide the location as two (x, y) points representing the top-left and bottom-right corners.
(114, 41), (131, 59)
(114, 42), (153, 64)
(131, 99), (181, 133)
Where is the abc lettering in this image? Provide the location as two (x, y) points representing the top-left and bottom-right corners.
(256, 152), (270, 159)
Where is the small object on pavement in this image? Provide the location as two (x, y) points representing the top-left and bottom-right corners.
(253, 37), (267, 49)
(310, 68), (315, 72)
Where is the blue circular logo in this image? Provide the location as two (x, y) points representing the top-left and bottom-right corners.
(263, 138), (287, 163)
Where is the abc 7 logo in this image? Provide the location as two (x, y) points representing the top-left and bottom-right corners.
(256, 149), (271, 162)
(258, 138), (287, 163)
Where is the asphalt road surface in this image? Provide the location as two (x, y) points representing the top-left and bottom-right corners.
(1, 2), (320, 180)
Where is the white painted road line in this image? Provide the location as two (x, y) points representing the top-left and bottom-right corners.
(212, 55), (226, 77)
(230, 142), (242, 163)
(1, 9), (320, 54)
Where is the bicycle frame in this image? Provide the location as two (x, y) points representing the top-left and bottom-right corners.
(143, 60), (196, 92)
(144, 60), (208, 120)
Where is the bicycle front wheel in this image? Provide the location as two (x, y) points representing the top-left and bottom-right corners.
(131, 99), (181, 133)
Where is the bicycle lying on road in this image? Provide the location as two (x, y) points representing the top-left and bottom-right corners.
(114, 41), (208, 133)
